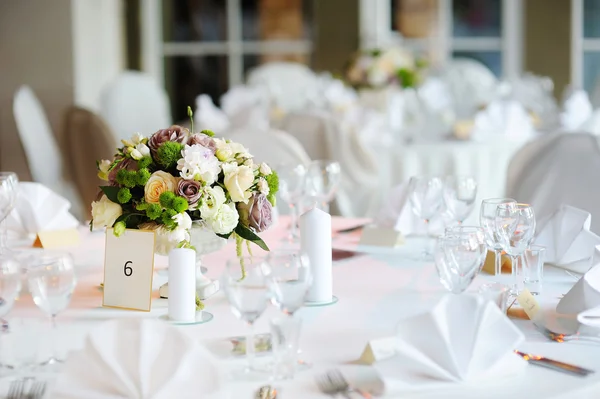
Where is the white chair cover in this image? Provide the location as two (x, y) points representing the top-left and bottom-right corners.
(13, 86), (84, 220)
(506, 133), (600, 233)
(246, 62), (319, 112)
(280, 111), (379, 217)
(100, 71), (172, 142)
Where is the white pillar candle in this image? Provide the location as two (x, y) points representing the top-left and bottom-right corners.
(300, 208), (332, 303)
(168, 248), (196, 322)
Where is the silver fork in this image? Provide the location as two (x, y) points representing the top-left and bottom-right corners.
(316, 373), (342, 397)
(7, 379), (25, 399)
(29, 381), (46, 399)
(316, 369), (372, 398)
(534, 322), (600, 345)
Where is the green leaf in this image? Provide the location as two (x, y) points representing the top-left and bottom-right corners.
(216, 232), (232, 240)
(234, 224), (269, 251)
(100, 186), (121, 203)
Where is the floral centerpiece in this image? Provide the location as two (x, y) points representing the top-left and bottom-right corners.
(345, 46), (425, 90)
(91, 108), (278, 261)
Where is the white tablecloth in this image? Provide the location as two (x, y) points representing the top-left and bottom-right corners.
(6, 219), (600, 398)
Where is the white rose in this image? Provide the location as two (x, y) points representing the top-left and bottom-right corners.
(259, 162), (272, 176)
(257, 177), (270, 196)
(130, 148), (143, 160)
(208, 203), (239, 234)
(199, 186), (226, 219)
(223, 164), (254, 203)
(91, 195), (123, 229)
(131, 132), (144, 145)
(172, 211), (192, 231)
(136, 143), (150, 157)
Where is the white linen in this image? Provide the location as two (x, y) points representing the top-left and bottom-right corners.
(577, 305), (600, 328)
(561, 88), (593, 131)
(533, 205), (600, 274)
(51, 319), (227, 399)
(471, 100), (535, 143)
(300, 208), (332, 303)
(6, 182), (79, 237)
(374, 295), (525, 385)
(557, 263), (600, 315)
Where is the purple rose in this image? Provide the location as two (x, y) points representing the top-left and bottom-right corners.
(238, 194), (273, 233)
(108, 157), (138, 186)
(188, 133), (216, 154)
(177, 179), (202, 207)
(148, 125), (189, 157)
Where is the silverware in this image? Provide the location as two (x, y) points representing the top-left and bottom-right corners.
(533, 322), (600, 345)
(515, 350), (594, 377)
(7, 379), (25, 399)
(255, 385), (277, 399)
(316, 369), (372, 398)
(29, 381), (46, 399)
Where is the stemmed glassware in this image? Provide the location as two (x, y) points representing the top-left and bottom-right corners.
(434, 226), (487, 294)
(0, 172), (19, 255)
(304, 160), (341, 214)
(278, 164), (307, 242)
(408, 176), (444, 258)
(480, 198), (517, 276)
(27, 253), (76, 367)
(443, 176), (478, 224)
(494, 203), (536, 295)
(222, 257), (270, 376)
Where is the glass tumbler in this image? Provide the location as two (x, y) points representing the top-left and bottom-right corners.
(523, 245), (546, 295)
(270, 317), (302, 381)
(478, 282), (510, 313)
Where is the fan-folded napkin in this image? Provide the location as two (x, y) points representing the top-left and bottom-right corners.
(6, 182), (79, 237)
(560, 88), (593, 131)
(50, 319), (228, 399)
(372, 295), (526, 392)
(471, 100), (535, 142)
(557, 259), (600, 315)
(533, 205), (600, 274)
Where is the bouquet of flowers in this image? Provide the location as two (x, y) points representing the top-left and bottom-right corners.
(345, 46), (425, 90)
(91, 108), (278, 256)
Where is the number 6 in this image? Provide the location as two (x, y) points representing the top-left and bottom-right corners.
(124, 261), (133, 276)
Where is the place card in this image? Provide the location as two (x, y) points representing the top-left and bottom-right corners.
(516, 288), (541, 320)
(355, 337), (397, 365)
(359, 225), (404, 247)
(32, 228), (80, 249)
(102, 229), (155, 312)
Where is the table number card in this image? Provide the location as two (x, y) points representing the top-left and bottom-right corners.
(103, 229), (156, 311)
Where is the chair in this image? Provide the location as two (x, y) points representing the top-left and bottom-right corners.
(100, 71), (172, 142)
(64, 107), (115, 216)
(506, 133), (600, 233)
(13, 86), (84, 220)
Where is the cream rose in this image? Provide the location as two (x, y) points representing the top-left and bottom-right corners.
(222, 164), (254, 203)
(144, 171), (178, 204)
(208, 202), (239, 234)
(91, 195), (123, 229)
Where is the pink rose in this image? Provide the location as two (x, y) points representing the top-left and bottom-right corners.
(177, 179), (202, 207)
(148, 125), (189, 157)
(237, 193), (273, 232)
(108, 157), (137, 186)
(188, 133), (216, 154)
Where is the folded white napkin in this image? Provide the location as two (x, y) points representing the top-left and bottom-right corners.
(557, 262), (600, 315)
(374, 295), (525, 387)
(194, 94), (230, 133)
(6, 182), (79, 237)
(471, 100), (535, 142)
(533, 205), (600, 274)
(560, 88), (593, 131)
(580, 109), (600, 136)
(577, 304), (600, 328)
(51, 319), (228, 399)
(322, 78), (358, 112)
(220, 85), (265, 118)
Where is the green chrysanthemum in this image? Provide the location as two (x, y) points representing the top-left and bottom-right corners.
(172, 197), (188, 213)
(137, 156), (153, 169)
(265, 170), (279, 206)
(159, 191), (176, 209)
(117, 187), (132, 204)
(156, 142), (183, 169)
(146, 203), (162, 220)
(136, 168), (151, 186)
(116, 169), (136, 188)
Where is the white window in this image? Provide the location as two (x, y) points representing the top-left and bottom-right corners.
(571, 0), (600, 102)
(141, 0), (313, 121)
(359, 0), (523, 79)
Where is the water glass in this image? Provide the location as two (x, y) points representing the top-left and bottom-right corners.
(495, 203), (536, 295)
(480, 198), (516, 275)
(270, 317), (302, 380)
(27, 253), (76, 366)
(0, 172), (19, 255)
(278, 164), (307, 241)
(264, 251), (312, 316)
(478, 282), (510, 313)
(443, 176), (478, 223)
(408, 176), (444, 225)
(523, 245), (546, 295)
(0, 256), (22, 319)
(222, 257), (270, 374)
(304, 160), (341, 214)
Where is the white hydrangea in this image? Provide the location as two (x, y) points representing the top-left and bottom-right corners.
(177, 144), (221, 184)
(207, 202), (239, 234)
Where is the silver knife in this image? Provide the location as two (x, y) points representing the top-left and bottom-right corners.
(515, 350), (595, 376)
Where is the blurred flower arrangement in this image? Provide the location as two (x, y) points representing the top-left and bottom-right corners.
(345, 47), (426, 90)
(91, 107), (278, 257)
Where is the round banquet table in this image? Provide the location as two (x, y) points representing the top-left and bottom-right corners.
(5, 217), (600, 398)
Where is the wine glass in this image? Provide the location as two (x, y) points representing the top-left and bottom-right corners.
(278, 164), (307, 241)
(443, 176), (478, 224)
(0, 172), (19, 255)
(408, 176), (444, 258)
(304, 160), (341, 214)
(435, 226), (487, 294)
(495, 203), (536, 295)
(222, 257), (270, 375)
(27, 253), (77, 367)
(480, 198), (517, 276)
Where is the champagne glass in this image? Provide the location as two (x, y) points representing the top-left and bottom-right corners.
(0, 172), (19, 255)
(480, 198), (516, 275)
(278, 164), (307, 241)
(304, 160), (341, 214)
(495, 203), (536, 295)
(443, 176), (478, 224)
(222, 257), (270, 375)
(435, 226), (486, 294)
(27, 253), (76, 367)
